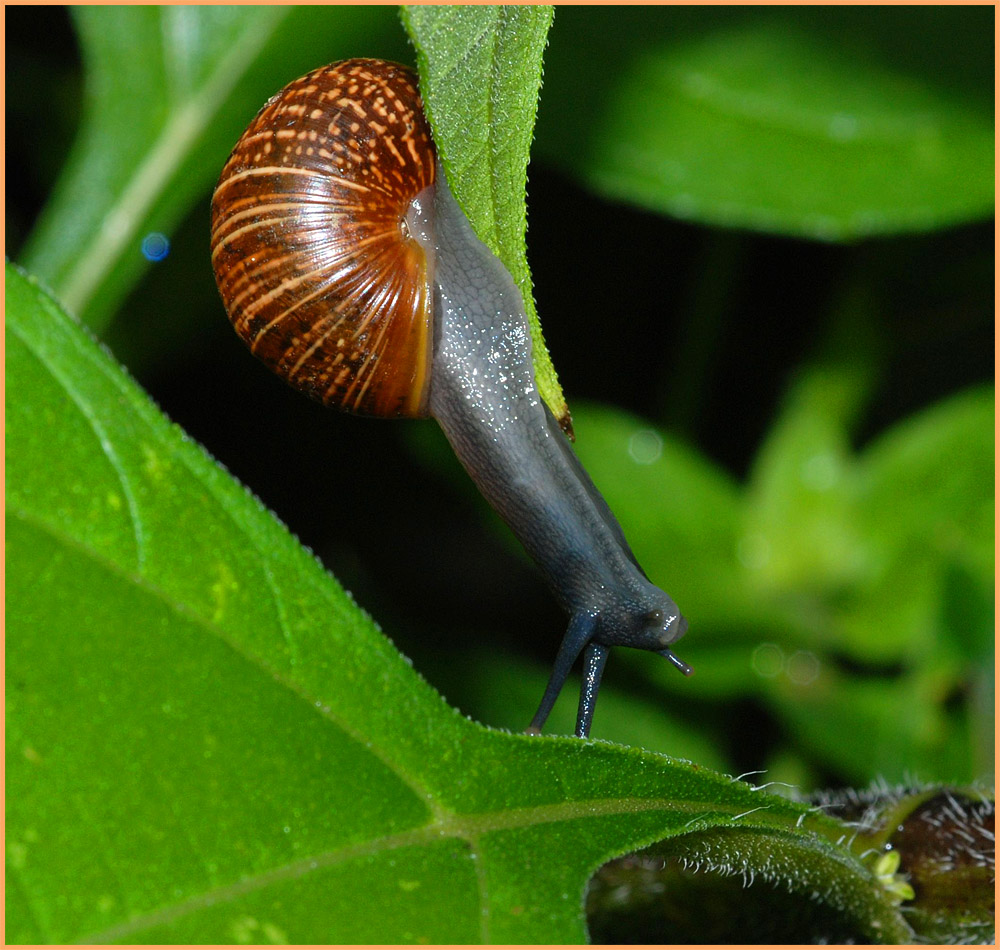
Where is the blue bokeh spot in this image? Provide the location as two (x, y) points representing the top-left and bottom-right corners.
(141, 232), (170, 262)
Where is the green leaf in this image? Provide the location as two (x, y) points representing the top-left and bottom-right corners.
(589, 845), (881, 944)
(654, 823), (913, 942)
(20, 6), (407, 331)
(536, 7), (993, 239)
(742, 361), (872, 608)
(401, 5), (569, 428)
(743, 351), (993, 665)
(7, 261), (908, 943)
(849, 386), (995, 660)
(736, 369), (992, 782)
(766, 666), (976, 785)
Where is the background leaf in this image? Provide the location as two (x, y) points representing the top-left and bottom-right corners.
(535, 7), (993, 239)
(20, 5), (409, 332)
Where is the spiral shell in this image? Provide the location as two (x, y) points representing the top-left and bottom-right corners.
(210, 59), (437, 417)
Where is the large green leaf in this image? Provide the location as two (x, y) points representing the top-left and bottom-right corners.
(6, 262), (913, 942)
(20, 6), (407, 332)
(536, 7), (993, 239)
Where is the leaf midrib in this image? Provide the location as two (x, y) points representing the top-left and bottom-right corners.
(77, 792), (797, 943)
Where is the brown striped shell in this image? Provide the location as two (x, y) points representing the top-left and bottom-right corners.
(210, 59), (437, 417)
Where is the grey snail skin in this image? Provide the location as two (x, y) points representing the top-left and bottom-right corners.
(210, 59), (691, 738)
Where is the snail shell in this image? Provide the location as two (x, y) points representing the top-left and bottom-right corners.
(211, 59), (435, 418)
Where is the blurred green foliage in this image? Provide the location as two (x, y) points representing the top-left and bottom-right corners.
(6, 5), (993, 943)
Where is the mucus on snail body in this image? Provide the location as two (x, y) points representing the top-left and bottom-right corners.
(211, 58), (690, 738)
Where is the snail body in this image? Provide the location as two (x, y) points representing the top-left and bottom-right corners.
(211, 59), (690, 738)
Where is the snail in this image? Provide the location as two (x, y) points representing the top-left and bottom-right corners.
(210, 58), (690, 738)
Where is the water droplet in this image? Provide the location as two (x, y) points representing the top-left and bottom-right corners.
(828, 113), (859, 141)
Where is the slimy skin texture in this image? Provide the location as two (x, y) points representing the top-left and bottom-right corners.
(211, 59), (690, 739)
(416, 166), (690, 737)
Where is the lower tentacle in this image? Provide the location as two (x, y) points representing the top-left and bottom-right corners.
(526, 613), (597, 734)
(575, 642), (609, 738)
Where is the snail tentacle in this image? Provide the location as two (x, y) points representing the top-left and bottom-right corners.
(528, 612), (600, 735)
(576, 643), (610, 739)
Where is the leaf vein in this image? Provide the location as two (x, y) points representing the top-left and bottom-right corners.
(75, 794), (795, 943)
